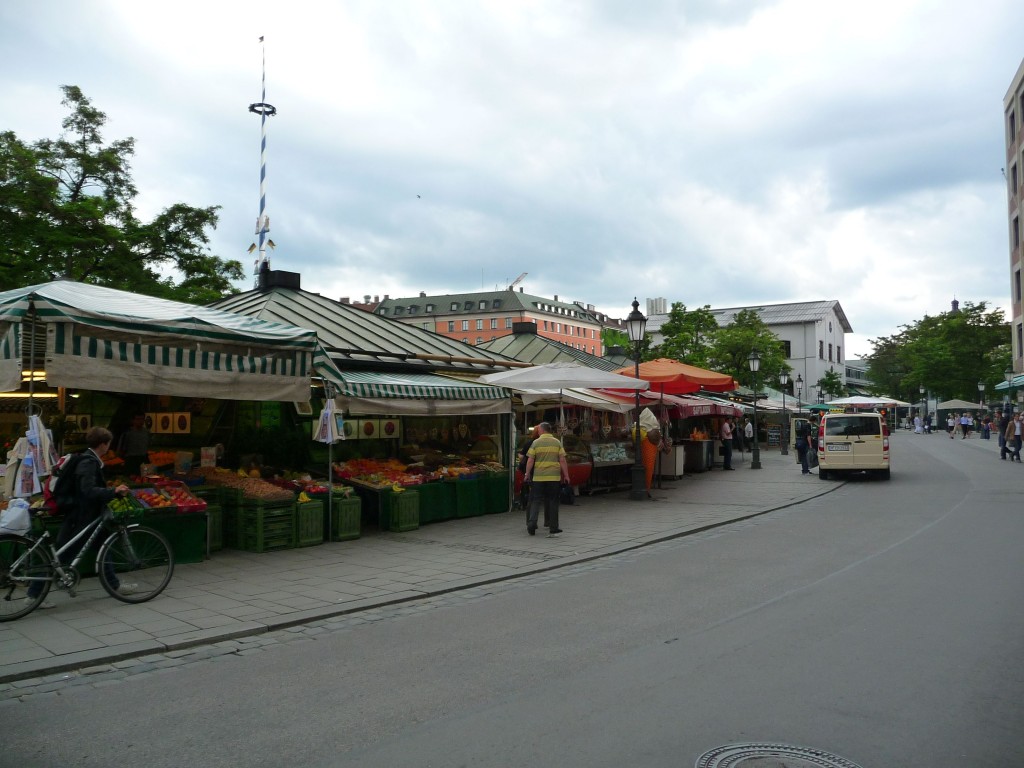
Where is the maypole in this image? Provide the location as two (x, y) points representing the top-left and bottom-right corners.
(248, 35), (277, 285)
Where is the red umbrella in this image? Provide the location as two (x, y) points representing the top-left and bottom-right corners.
(612, 358), (736, 395)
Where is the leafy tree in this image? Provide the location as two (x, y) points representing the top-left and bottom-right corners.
(651, 301), (718, 367)
(601, 326), (653, 361)
(0, 85), (243, 302)
(865, 301), (1009, 403)
(817, 369), (845, 399)
(707, 309), (787, 389)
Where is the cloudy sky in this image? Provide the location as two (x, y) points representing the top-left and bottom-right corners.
(2, 0), (1022, 358)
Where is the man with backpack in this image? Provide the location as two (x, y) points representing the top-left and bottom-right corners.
(26, 427), (133, 608)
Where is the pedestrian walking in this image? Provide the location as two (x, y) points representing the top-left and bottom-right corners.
(946, 413), (956, 439)
(795, 417), (814, 475)
(998, 411), (1011, 459)
(524, 422), (570, 536)
(720, 417), (735, 470)
(1005, 414), (1022, 462)
(744, 417), (754, 452)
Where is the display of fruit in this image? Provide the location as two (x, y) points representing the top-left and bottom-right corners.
(132, 488), (174, 509)
(147, 451), (177, 467)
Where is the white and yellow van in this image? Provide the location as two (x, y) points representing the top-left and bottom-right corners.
(817, 412), (890, 480)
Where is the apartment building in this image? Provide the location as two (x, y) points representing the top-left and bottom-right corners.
(373, 289), (613, 355)
(1005, 57), (1024, 374)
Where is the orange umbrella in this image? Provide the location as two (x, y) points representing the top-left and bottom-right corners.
(612, 358), (736, 395)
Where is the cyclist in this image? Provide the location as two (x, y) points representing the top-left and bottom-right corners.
(26, 426), (132, 608)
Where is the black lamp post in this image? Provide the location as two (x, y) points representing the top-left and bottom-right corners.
(919, 383), (926, 423)
(978, 380), (985, 408)
(779, 371), (789, 456)
(795, 374), (803, 414)
(626, 298), (648, 501)
(748, 350), (762, 470)
(1004, 368), (1014, 414)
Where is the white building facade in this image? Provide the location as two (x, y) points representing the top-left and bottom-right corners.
(646, 299), (853, 402)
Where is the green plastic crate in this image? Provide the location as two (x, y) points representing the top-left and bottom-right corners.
(294, 500), (324, 547)
(415, 482), (442, 524)
(387, 490), (420, 532)
(238, 504), (295, 553)
(328, 496), (361, 541)
(207, 503), (223, 552)
(455, 478), (482, 518)
(480, 471), (511, 514)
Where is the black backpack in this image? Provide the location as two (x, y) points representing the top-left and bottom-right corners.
(45, 452), (87, 513)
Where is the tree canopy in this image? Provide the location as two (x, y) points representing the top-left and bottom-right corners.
(0, 85), (243, 303)
(650, 302), (718, 368)
(865, 301), (1010, 403)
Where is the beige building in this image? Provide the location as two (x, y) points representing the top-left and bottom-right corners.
(1006, 57), (1024, 374)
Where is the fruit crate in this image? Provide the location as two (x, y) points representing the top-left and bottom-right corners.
(327, 496), (361, 541)
(415, 482), (443, 524)
(454, 478), (482, 518)
(237, 503), (295, 553)
(386, 490), (419, 532)
(294, 500), (324, 547)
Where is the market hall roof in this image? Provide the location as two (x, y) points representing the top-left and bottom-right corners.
(477, 328), (620, 371)
(208, 278), (522, 374)
(0, 280), (340, 401)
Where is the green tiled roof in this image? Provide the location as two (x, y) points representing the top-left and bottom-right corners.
(477, 333), (618, 370)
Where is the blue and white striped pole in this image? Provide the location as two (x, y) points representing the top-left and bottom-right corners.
(248, 35), (277, 283)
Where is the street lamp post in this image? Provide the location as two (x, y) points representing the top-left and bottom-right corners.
(626, 298), (648, 501)
(748, 350), (762, 470)
(1005, 368), (1014, 414)
(978, 380), (985, 408)
(919, 383), (926, 426)
(779, 371), (790, 455)
(795, 374), (803, 415)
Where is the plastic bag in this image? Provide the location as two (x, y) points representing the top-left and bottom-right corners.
(0, 498), (32, 535)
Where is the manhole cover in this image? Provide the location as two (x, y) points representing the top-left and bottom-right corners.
(695, 742), (864, 768)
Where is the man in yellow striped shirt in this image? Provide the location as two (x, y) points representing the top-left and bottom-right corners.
(525, 422), (570, 536)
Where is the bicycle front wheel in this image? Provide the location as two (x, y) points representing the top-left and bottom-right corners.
(0, 534), (52, 621)
(97, 526), (174, 604)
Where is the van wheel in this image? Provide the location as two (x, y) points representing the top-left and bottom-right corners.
(819, 469), (829, 481)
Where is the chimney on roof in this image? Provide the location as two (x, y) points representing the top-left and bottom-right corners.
(519, 287), (524, 292)
(554, 295), (558, 301)
(340, 297), (350, 304)
(420, 291), (426, 298)
(363, 295), (370, 303)
(384, 294), (389, 300)
(373, 295), (379, 303)
(256, 269), (301, 291)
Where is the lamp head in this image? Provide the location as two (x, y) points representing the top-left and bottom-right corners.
(779, 371), (789, 387)
(625, 297), (647, 343)
(747, 350), (761, 373)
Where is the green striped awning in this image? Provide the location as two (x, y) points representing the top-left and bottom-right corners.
(0, 281), (335, 401)
(336, 371), (507, 400)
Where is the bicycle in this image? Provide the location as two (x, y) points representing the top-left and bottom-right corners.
(0, 502), (174, 621)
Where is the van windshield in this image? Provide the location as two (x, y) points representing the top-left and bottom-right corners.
(825, 416), (882, 437)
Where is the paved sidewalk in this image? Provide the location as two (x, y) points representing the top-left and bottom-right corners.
(0, 448), (833, 683)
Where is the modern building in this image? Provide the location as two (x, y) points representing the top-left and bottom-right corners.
(1005, 57), (1024, 375)
(644, 299), (853, 401)
(371, 288), (615, 355)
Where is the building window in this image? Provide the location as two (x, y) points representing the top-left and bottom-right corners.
(475, 337), (483, 345)
(1014, 217), (1020, 250)
(461, 320), (469, 331)
(393, 306), (404, 316)
(819, 340), (824, 359)
(782, 340), (792, 358)
(464, 301), (474, 311)
(1016, 270), (1022, 303)
(1013, 165), (1019, 195)
(476, 319), (483, 330)
(828, 343), (833, 362)
(543, 321), (548, 330)
(422, 323), (430, 330)
(1018, 323), (1023, 359)
(479, 301), (487, 310)
(493, 300), (502, 308)
(426, 304), (434, 312)
(505, 318), (513, 329)
(447, 321), (455, 332)
(837, 346), (842, 364)
(1011, 110), (1017, 142)
(450, 302), (458, 311)
(377, 308), (388, 315)
(556, 323), (561, 333)
(490, 318), (497, 329)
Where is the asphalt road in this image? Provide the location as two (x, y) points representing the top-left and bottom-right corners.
(4, 432), (1022, 768)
